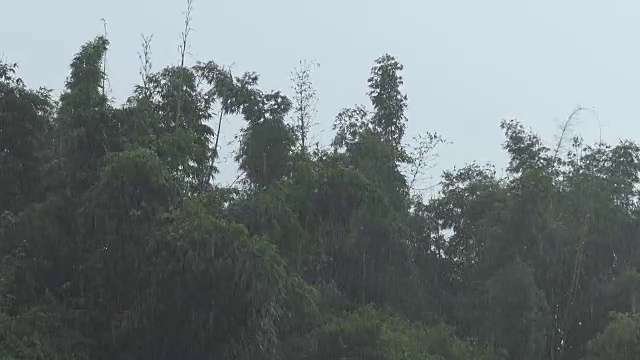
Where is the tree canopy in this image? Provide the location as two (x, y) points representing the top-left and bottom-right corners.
(2, 7), (640, 360)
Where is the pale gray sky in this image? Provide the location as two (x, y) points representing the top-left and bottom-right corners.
(2, 0), (638, 190)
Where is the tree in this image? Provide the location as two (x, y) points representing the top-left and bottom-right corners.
(6, 14), (640, 360)
(0, 62), (52, 213)
(587, 313), (640, 360)
(368, 54), (408, 151)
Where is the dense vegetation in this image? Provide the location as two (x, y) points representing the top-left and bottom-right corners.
(3, 7), (640, 360)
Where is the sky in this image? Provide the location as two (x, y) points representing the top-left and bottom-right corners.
(2, 0), (639, 192)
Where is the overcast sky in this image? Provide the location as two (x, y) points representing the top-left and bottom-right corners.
(2, 0), (638, 191)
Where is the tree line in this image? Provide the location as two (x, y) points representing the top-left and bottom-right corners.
(2, 6), (640, 360)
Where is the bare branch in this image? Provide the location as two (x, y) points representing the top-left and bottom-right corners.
(175, 0), (195, 128)
(406, 132), (448, 191)
(290, 59), (319, 154)
(100, 18), (110, 97)
(552, 106), (585, 161)
(178, 0), (194, 67)
(137, 34), (153, 94)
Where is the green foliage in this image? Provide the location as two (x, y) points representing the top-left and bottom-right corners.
(144, 65), (216, 191)
(0, 61), (52, 213)
(313, 307), (498, 360)
(3, 20), (640, 360)
(587, 312), (640, 359)
(483, 261), (551, 359)
(56, 36), (114, 194)
(0, 303), (92, 360)
(367, 54), (408, 149)
(109, 197), (290, 360)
